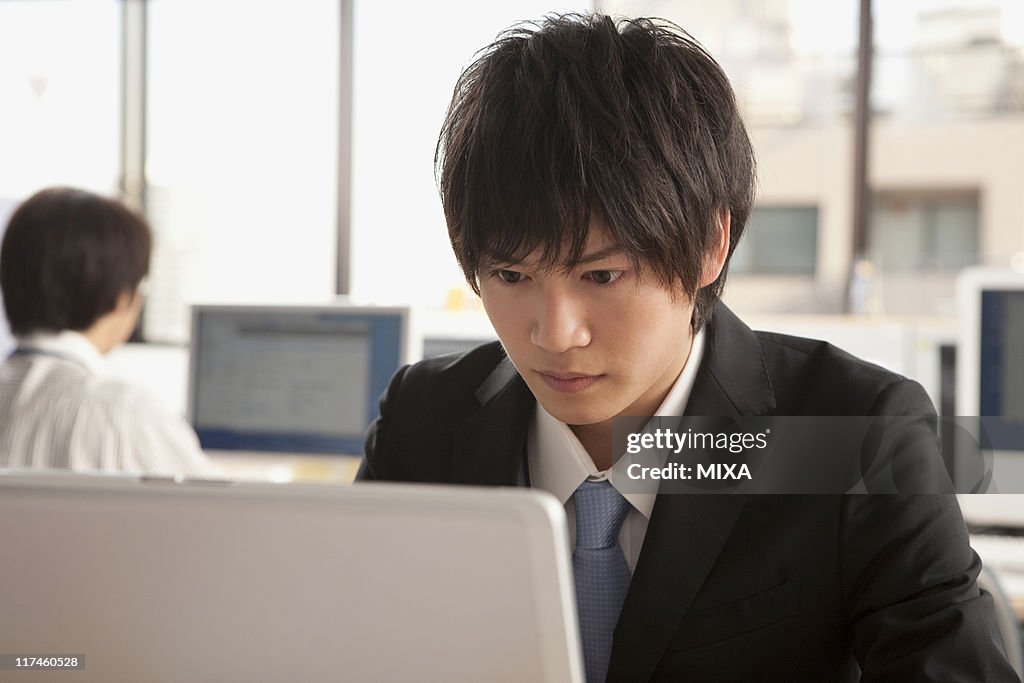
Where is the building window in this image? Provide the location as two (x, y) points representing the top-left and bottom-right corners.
(143, 0), (341, 342)
(0, 0), (121, 199)
(731, 206), (818, 275)
(869, 190), (979, 272)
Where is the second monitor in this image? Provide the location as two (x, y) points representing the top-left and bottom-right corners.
(188, 304), (410, 457)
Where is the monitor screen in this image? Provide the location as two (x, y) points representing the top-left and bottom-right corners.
(956, 268), (1024, 518)
(188, 305), (408, 455)
(980, 289), (1024, 449)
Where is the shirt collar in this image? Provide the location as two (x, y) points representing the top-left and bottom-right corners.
(13, 330), (107, 375)
(528, 328), (706, 519)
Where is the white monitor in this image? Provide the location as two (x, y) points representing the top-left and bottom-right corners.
(0, 471), (583, 683)
(0, 314), (12, 357)
(955, 267), (1024, 526)
(188, 304), (410, 456)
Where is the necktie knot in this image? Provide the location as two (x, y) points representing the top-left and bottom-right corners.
(574, 480), (631, 550)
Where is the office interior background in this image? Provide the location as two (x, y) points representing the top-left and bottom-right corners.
(2, 0), (1024, 665)
(1, 0), (1022, 465)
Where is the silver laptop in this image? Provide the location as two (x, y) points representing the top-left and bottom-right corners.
(0, 472), (583, 683)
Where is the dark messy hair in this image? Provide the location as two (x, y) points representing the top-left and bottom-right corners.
(436, 12), (756, 331)
(0, 186), (151, 335)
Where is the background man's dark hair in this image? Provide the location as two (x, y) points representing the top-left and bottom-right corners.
(0, 187), (152, 336)
(437, 12), (756, 331)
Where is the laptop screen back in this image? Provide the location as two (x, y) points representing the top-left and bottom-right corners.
(0, 472), (583, 683)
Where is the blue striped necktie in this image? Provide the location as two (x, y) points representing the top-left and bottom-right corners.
(573, 479), (632, 683)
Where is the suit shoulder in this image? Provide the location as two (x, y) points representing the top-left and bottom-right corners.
(360, 341), (513, 482)
(399, 340), (507, 392)
(753, 330), (899, 385)
(388, 340), (509, 420)
(752, 330), (933, 415)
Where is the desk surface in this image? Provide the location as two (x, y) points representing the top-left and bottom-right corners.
(207, 451), (361, 484)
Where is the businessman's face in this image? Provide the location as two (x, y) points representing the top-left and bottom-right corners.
(479, 222), (697, 438)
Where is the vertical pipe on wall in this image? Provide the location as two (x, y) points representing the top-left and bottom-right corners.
(336, 0), (354, 296)
(847, 0), (873, 313)
(120, 0), (147, 215)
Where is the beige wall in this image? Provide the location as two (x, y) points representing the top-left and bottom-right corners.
(727, 117), (1024, 318)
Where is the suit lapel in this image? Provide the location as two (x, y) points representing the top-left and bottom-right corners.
(608, 493), (747, 681)
(607, 304), (776, 681)
(685, 303), (777, 418)
(450, 357), (534, 486)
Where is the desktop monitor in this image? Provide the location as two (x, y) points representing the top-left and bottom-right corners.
(0, 314), (12, 357)
(956, 268), (1024, 523)
(188, 304), (410, 456)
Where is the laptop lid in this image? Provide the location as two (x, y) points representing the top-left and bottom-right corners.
(0, 472), (583, 683)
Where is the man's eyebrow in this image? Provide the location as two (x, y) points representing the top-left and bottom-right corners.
(575, 245), (628, 265)
(480, 245), (626, 268)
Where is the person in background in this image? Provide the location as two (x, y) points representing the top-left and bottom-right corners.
(0, 186), (218, 476)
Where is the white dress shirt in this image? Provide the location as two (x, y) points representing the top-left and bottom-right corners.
(527, 329), (705, 573)
(0, 331), (219, 476)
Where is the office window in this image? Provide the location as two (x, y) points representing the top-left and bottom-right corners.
(144, 0), (340, 342)
(0, 0), (121, 199)
(348, 1), (592, 309)
(731, 206), (818, 275)
(869, 190), (979, 272)
(0, 0), (121, 351)
(872, 0), (1024, 121)
(601, 0), (859, 127)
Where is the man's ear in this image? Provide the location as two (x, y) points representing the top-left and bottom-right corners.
(700, 209), (731, 287)
(111, 288), (144, 318)
(112, 289), (135, 314)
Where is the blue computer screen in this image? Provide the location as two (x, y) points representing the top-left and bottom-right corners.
(189, 306), (407, 454)
(979, 289), (1024, 450)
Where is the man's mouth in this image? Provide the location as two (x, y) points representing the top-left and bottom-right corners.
(537, 371), (602, 393)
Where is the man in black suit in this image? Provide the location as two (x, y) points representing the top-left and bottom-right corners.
(357, 13), (1018, 682)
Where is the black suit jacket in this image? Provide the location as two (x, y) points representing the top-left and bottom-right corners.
(357, 304), (1018, 682)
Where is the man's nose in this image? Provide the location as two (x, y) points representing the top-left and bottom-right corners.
(530, 288), (591, 354)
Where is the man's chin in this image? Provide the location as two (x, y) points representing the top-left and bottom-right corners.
(535, 394), (615, 427)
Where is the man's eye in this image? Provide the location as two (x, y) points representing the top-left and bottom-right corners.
(586, 270), (623, 285)
(495, 269), (524, 284)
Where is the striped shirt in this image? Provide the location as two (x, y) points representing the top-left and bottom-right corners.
(0, 331), (219, 477)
